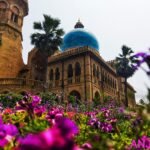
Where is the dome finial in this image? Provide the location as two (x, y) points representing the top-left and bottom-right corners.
(74, 19), (84, 29)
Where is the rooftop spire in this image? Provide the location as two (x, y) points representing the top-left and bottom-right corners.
(74, 19), (84, 29)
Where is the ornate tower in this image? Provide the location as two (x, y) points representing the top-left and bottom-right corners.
(0, 0), (28, 78)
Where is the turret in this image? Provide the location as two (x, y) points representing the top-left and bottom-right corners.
(0, 0), (28, 77)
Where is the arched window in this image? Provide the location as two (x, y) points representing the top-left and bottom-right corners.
(0, 1), (7, 9)
(97, 66), (99, 79)
(110, 78), (113, 87)
(115, 81), (117, 88)
(75, 62), (81, 76)
(35, 77), (38, 80)
(11, 6), (19, 23)
(106, 74), (109, 84)
(104, 73), (107, 83)
(93, 64), (96, 77)
(49, 69), (53, 81)
(112, 79), (115, 88)
(101, 71), (104, 82)
(0, 1), (7, 18)
(55, 68), (60, 80)
(108, 76), (110, 85)
(68, 64), (73, 78)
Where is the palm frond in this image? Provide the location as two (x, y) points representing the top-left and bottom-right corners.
(33, 22), (43, 30)
(31, 14), (64, 55)
(56, 29), (65, 36)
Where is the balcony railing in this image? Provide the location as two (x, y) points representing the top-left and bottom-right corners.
(0, 78), (45, 90)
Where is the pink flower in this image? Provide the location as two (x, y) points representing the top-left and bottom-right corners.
(0, 123), (18, 148)
(18, 118), (79, 150)
(129, 135), (150, 149)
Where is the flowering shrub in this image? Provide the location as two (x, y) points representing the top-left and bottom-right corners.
(0, 93), (23, 108)
(0, 119), (18, 148)
(129, 135), (150, 149)
(0, 93), (149, 150)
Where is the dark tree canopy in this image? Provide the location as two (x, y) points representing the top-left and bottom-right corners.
(31, 14), (64, 55)
(115, 45), (136, 107)
(115, 45), (135, 78)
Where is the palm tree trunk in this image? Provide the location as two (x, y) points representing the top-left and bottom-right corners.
(124, 78), (128, 107)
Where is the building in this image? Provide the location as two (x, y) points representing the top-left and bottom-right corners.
(0, 0), (136, 106)
(46, 21), (136, 106)
(0, 0), (28, 78)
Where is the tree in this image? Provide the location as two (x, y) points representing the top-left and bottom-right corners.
(139, 99), (145, 105)
(31, 14), (64, 55)
(115, 45), (136, 107)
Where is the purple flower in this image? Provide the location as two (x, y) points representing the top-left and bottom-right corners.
(18, 128), (55, 150)
(16, 95), (43, 119)
(31, 95), (41, 107)
(18, 124), (78, 150)
(0, 123), (18, 148)
(106, 118), (117, 124)
(100, 122), (113, 132)
(101, 108), (110, 118)
(129, 135), (150, 149)
(87, 118), (101, 129)
(34, 105), (46, 116)
(82, 142), (92, 149)
(85, 112), (97, 118)
(46, 108), (64, 125)
(118, 107), (124, 113)
(55, 117), (79, 137)
(134, 52), (147, 58)
(133, 51), (150, 73)
(101, 108), (107, 112)
(0, 117), (3, 124)
(132, 117), (142, 127)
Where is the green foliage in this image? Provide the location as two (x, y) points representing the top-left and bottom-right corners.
(0, 92), (150, 149)
(21, 118), (49, 135)
(69, 95), (77, 106)
(139, 99), (145, 105)
(40, 92), (59, 106)
(2, 110), (27, 125)
(93, 95), (101, 107)
(0, 93), (23, 108)
(115, 45), (135, 78)
(103, 95), (112, 104)
(111, 132), (132, 149)
(115, 45), (136, 107)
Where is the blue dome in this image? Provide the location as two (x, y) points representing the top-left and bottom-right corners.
(61, 28), (99, 51)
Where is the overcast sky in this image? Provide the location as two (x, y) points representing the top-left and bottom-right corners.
(22, 0), (150, 102)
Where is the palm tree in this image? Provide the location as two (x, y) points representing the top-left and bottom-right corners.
(31, 14), (64, 55)
(115, 45), (136, 107)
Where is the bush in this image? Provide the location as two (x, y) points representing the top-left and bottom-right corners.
(40, 92), (60, 106)
(0, 93), (23, 108)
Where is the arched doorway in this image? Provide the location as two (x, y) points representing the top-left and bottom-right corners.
(93, 91), (101, 106)
(94, 91), (100, 101)
(69, 90), (81, 104)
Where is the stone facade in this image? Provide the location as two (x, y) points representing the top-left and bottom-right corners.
(0, 0), (28, 77)
(47, 47), (136, 106)
(27, 48), (47, 81)
(0, 0), (136, 107)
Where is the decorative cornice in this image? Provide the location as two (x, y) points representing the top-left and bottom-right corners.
(48, 46), (117, 76)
